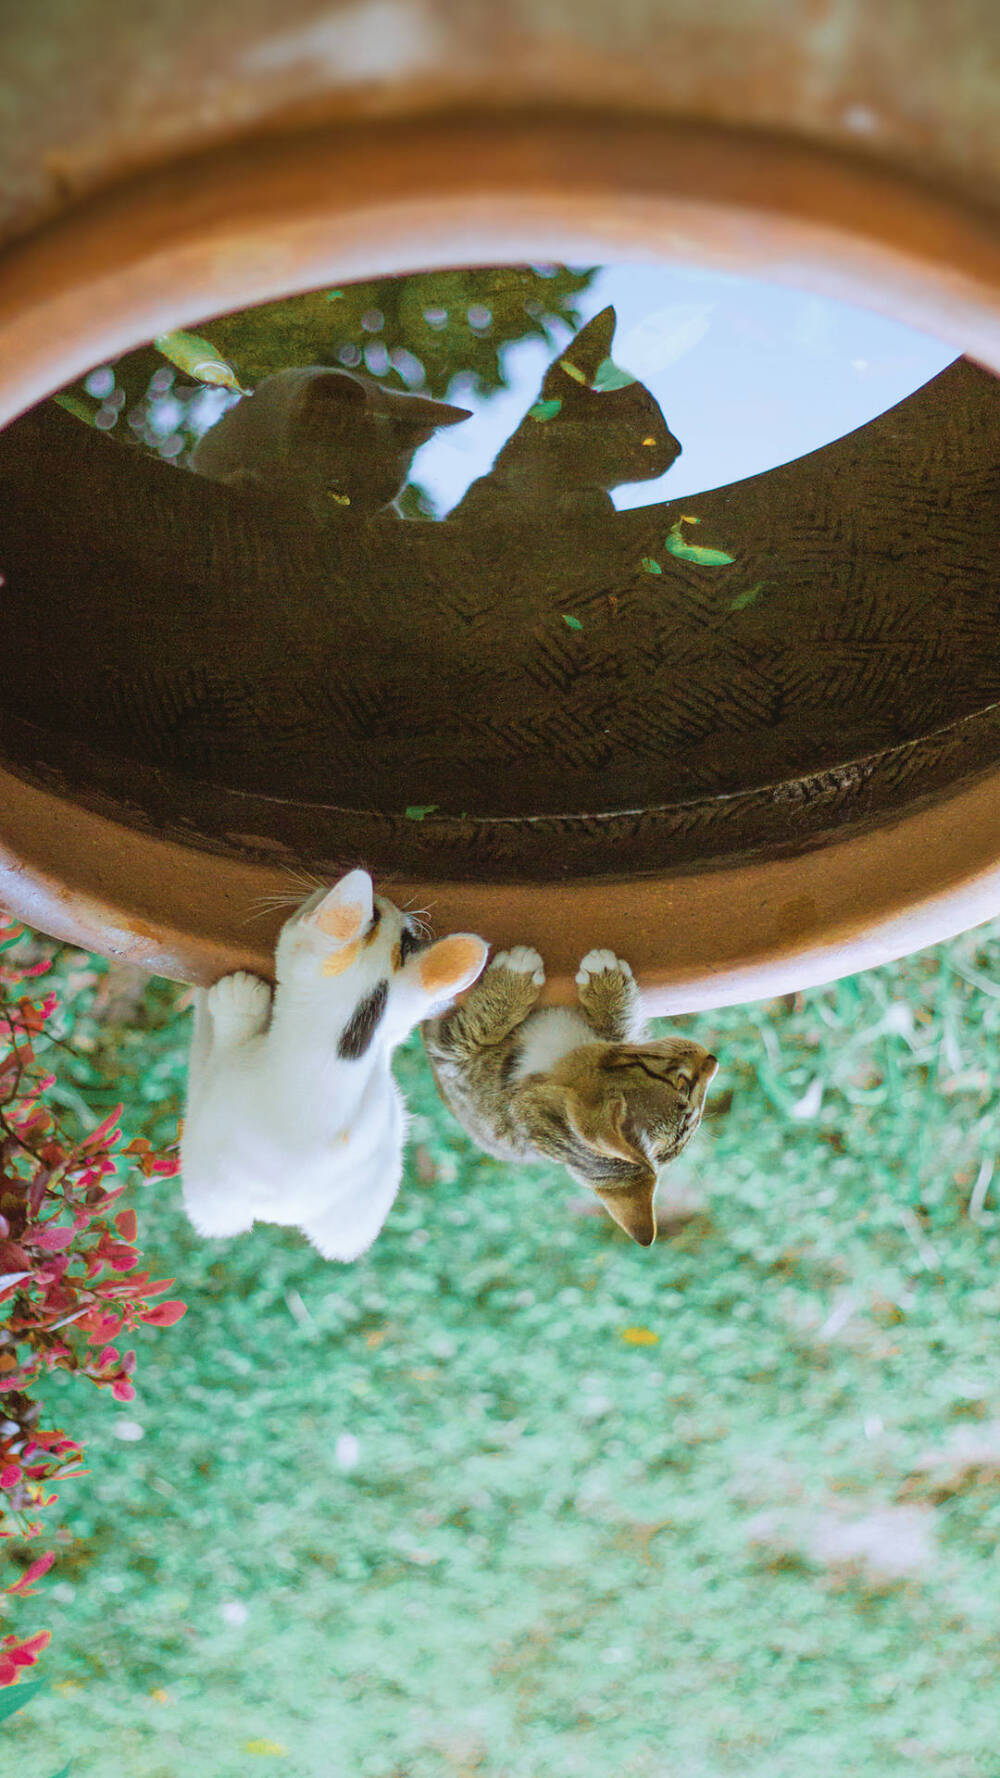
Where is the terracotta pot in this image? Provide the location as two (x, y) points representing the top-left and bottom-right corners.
(2, 1), (1000, 1010)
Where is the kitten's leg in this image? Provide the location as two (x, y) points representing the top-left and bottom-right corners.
(204, 972), (273, 1049)
(426, 947), (545, 1061)
(575, 950), (645, 1042)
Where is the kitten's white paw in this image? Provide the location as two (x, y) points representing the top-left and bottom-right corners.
(491, 945), (545, 987)
(207, 971), (272, 1035)
(576, 949), (633, 984)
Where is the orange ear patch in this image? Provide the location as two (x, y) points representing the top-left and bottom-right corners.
(316, 903), (365, 942)
(321, 939), (360, 977)
(418, 935), (488, 995)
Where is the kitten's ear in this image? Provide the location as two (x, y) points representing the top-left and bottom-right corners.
(393, 393), (473, 431)
(308, 869), (374, 943)
(591, 1176), (658, 1247)
(549, 306), (618, 389)
(412, 934), (490, 1002)
(564, 1090), (658, 1247)
(564, 1090), (636, 1165)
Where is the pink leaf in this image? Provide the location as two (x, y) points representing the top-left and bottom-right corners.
(6, 1551), (55, 1595)
(10, 1630), (51, 1662)
(33, 1225), (73, 1253)
(140, 1300), (187, 1327)
(81, 1104), (124, 1150)
(103, 1243), (138, 1272)
(114, 1209), (138, 1242)
(111, 1378), (136, 1402)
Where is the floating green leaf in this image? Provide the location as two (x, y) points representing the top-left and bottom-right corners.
(558, 358), (588, 385)
(404, 805), (439, 821)
(53, 392), (95, 424)
(562, 614), (584, 631)
(592, 357), (637, 392)
(528, 398), (562, 422)
(640, 557), (662, 575)
(664, 514), (735, 567)
(730, 582), (767, 611)
(153, 331), (248, 392)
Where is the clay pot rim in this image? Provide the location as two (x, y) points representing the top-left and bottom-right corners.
(2, 104), (1000, 1006)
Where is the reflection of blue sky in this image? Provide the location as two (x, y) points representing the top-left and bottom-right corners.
(413, 263), (957, 517)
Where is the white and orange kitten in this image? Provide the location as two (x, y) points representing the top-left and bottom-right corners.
(181, 870), (488, 1261)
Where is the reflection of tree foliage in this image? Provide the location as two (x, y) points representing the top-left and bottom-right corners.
(54, 265), (594, 465)
(210, 266), (594, 397)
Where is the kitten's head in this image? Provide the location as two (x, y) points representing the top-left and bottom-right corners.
(541, 1036), (717, 1245)
(275, 869), (488, 1053)
(519, 306), (681, 494)
(291, 369), (471, 511)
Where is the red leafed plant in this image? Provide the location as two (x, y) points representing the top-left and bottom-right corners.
(0, 913), (184, 1686)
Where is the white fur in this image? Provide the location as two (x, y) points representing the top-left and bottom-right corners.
(511, 949), (635, 1080)
(511, 1007), (594, 1081)
(181, 872), (487, 1262)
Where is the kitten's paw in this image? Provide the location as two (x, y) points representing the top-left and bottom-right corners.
(491, 945), (545, 987)
(575, 949), (640, 1039)
(207, 971), (272, 1042)
(576, 949), (633, 985)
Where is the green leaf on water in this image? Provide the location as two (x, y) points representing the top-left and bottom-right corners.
(404, 805), (438, 821)
(664, 514), (735, 567)
(640, 557), (662, 575)
(528, 398), (562, 422)
(52, 393), (95, 425)
(592, 357), (637, 391)
(0, 1679), (46, 1723)
(730, 582), (767, 611)
(562, 615), (584, 631)
(154, 332), (248, 393)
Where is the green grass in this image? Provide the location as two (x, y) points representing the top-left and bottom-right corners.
(6, 926), (1000, 1777)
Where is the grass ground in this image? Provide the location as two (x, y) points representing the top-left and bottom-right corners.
(5, 922), (1000, 1777)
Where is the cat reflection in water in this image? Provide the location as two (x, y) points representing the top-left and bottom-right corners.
(191, 306), (679, 531)
(424, 947), (716, 1247)
(191, 366), (471, 521)
(181, 871), (488, 1261)
(450, 304), (681, 525)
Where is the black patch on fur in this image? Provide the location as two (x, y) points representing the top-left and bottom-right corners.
(398, 924), (425, 965)
(337, 980), (389, 1060)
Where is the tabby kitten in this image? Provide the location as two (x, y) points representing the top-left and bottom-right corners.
(449, 306), (681, 524)
(423, 946), (716, 1246)
(181, 870), (488, 1261)
(191, 366), (471, 521)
